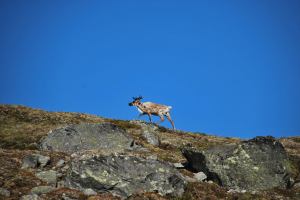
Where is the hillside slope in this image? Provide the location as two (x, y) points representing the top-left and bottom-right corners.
(0, 105), (299, 200)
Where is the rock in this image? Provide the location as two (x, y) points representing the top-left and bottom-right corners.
(227, 189), (246, 193)
(173, 163), (184, 168)
(22, 155), (39, 169)
(62, 193), (77, 200)
(182, 136), (293, 191)
(20, 194), (40, 200)
(130, 121), (160, 146)
(65, 154), (186, 198)
(83, 188), (97, 196)
(194, 172), (207, 182)
(182, 176), (197, 183)
(57, 172), (63, 178)
(146, 155), (158, 160)
(31, 186), (55, 195)
(142, 130), (160, 146)
(294, 182), (300, 188)
(22, 154), (50, 169)
(56, 159), (65, 168)
(40, 123), (135, 154)
(57, 180), (66, 188)
(0, 187), (10, 197)
(35, 170), (57, 185)
(37, 155), (50, 168)
(61, 165), (70, 172)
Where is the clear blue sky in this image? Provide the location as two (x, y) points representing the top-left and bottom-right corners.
(0, 1), (299, 138)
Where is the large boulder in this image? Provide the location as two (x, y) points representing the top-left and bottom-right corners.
(182, 136), (293, 191)
(65, 154), (186, 198)
(40, 123), (134, 154)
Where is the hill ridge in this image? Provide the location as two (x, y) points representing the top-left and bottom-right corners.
(0, 104), (299, 200)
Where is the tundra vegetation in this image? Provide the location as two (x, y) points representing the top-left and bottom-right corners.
(0, 105), (299, 200)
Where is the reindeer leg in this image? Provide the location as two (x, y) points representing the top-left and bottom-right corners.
(147, 113), (152, 123)
(165, 113), (175, 130)
(157, 114), (165, 124)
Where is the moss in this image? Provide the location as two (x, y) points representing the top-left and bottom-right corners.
(171, 182), (229, 200)
(292, 137), (300, 143)
(194, 132), (208, 136)
(106, 119), (141, 130)
(44, 188), (87, 200)
(157, 126), (171, 133)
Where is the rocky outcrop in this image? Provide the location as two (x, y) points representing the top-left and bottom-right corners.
(2, 105), (300, 200)
(40, 123), (135, 154)
(65, 154), (186, 198)
(35, 170), (57, 185)
(30, 186), (55, 195)
(22, 154), (50, 169)
(0, 187), (10, 197)
(182, 136), (293, 191)
(130, 121), (160, 146)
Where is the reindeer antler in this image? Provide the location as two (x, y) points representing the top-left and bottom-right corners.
(133, 96), (143, 100)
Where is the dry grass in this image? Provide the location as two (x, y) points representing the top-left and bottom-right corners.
(171, 182), (229, 200)
(171, 182), (300, 200)
(1, 105), (299, 200)
(0, 105), (105, 149)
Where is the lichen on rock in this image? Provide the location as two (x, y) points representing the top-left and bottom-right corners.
(182, 136), (293, 191)
(65, 154), (186, 198)
(40, 123), (135, 154)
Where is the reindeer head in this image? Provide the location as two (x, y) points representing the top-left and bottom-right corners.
(128, 96), (143, 106)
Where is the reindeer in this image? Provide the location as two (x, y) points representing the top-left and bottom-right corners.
(128, 96), (175, 130)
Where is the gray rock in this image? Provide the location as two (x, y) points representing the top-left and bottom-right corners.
(194, 172), (207, 182)
(22, 155), (39, 169)
(62, 193), (77, 200)
(20, 194), (40, 200)
(83, 188), (97, 196)
(182, 176), (197, 183)
(22, 154), (50, 169)
(57, 172), (63, 178)
(61, 165), (70, 172)
(146, 155), (158, 160)
(173, 163), (185, 168)
(294, 182), (300, 188)
(131, 121), (160, 146)
(57, 180), (66, 188)
(182, 136), (293, 191)
(31, 186), (55, 195)
(227, 188), (247, 193)
(0, 187), (10, 197)
(55, 159), (65, 168)
(37, 155), (50, 168)
(65, 154), (186, 198)
(40, 123), (135, 154)
(141, 129), (160, 146)
(35, 170), (57, 185)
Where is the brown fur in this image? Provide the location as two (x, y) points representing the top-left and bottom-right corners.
(129, 97), (175, 130)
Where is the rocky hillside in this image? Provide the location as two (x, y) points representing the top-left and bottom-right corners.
(0, 105), (299, 200)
